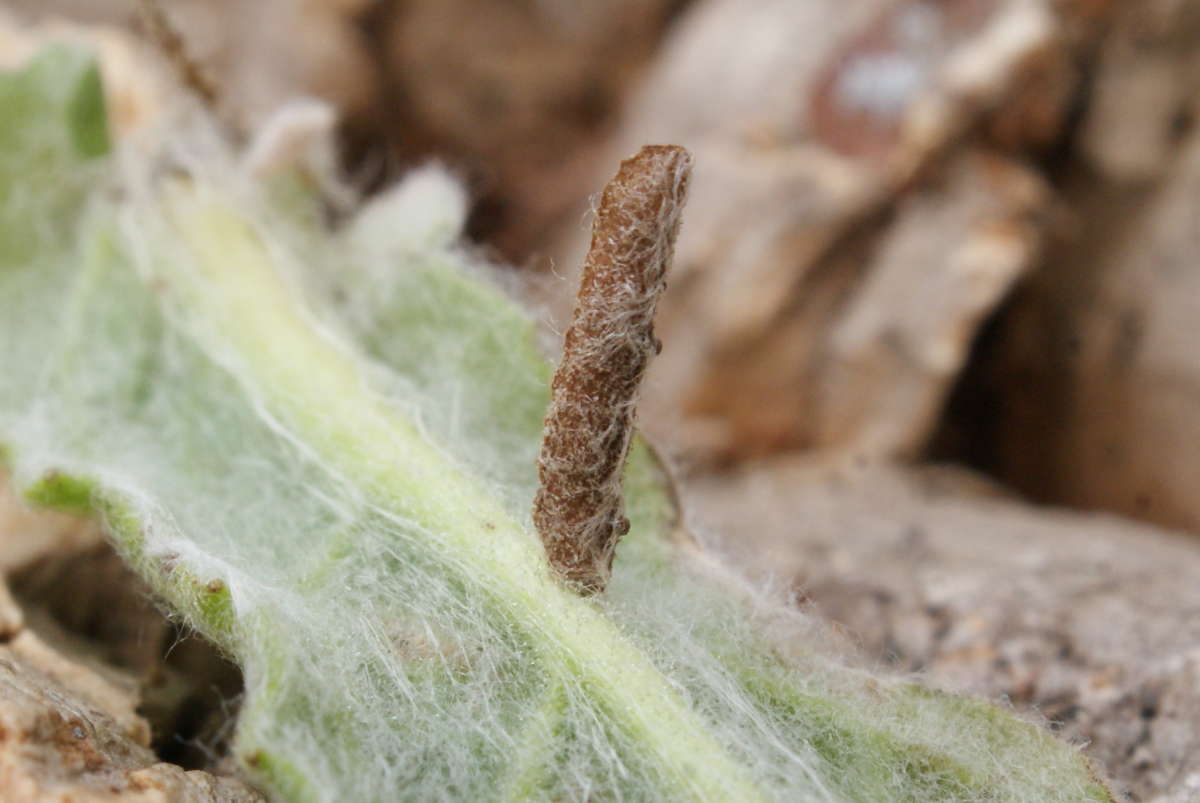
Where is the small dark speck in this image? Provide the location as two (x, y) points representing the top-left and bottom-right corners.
(902, 524), (926, 551)
(1113, 309), (1145, 368)
(1170, 108), (1194, 141)
(1048, 704), (1081, 730)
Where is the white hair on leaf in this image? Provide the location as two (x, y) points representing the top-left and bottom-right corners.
(0, 47), (1115, 803)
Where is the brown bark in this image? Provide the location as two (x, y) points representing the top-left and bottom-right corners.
(565, 0), (1082, 465)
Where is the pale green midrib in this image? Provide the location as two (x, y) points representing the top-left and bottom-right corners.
(164, 186), (767, 803)
(499, 681), (566, 801)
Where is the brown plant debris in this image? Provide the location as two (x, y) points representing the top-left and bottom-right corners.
(136, 0), (218, 111)
(533, 145), (692, 594)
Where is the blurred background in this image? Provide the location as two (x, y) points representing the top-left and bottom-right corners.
(3, 1), (1200, 800)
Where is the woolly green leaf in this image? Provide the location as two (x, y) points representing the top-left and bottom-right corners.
(0, 48), (1114, 803)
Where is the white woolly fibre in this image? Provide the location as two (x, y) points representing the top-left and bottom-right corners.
(349, 163), (470, 259)
(0, 48), (1113, 803)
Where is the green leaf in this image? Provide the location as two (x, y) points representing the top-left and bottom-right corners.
(0, 47), (1113, 803)
(66, 59), (110, 158)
